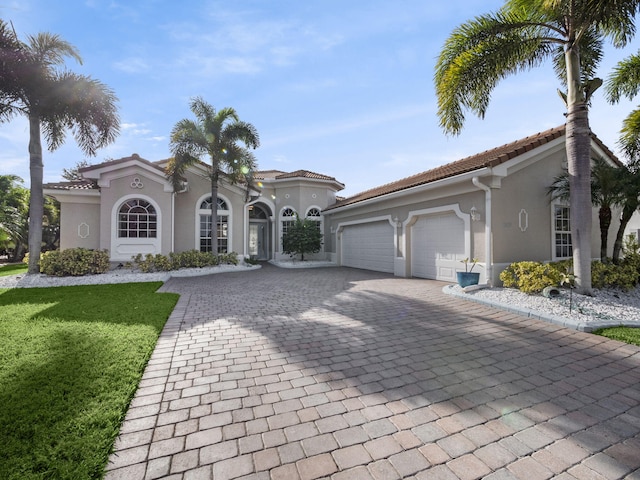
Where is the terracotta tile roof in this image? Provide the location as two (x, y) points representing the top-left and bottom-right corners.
(43, 180), (97, 191)
(254, 170), (287, 179)
(79, 153), (166, 174)
(325, 125), (620, 211)
(274, 169), (340, 182)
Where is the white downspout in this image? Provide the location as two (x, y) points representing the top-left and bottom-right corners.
(472, 177), (492, 286)
(171, 193), (175, 253)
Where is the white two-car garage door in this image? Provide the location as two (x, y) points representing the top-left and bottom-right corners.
(341, 221), (395, 273)
(411, 213), (465, 282)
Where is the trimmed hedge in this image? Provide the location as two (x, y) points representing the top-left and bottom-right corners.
(131, 250), (239, 273)
(39, 248), (111, 276)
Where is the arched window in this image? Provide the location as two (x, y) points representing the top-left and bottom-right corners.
(306, 207), (322, 233)
(199, 196), (230, 253)
(280, 207), (297, 252)
(118, 199), (157, 238)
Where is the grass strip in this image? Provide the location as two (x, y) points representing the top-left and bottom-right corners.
(0, 263), (27, 277)
(594, 326), (640, 347)
(0, 282), (178, 479)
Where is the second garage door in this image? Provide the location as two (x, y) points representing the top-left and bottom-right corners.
(341, 221), (395, 273)
(411, 213), (465, 282)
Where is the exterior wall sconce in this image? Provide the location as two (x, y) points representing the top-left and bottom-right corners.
(470, 206), (481, 221)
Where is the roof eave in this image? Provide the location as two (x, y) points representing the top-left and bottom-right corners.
(325, 167), (491, 215)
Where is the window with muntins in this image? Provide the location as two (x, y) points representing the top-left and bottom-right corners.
(281, 207), (297, 252)
(554, 205), (572, 258)
(118, 199), (157, 238)
(306, 207), (322, 232)
(199, 196), (229, 253)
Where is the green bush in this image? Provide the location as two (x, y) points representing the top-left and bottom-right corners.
(501, 256), (640, 293)
(591, 260), (639, 290)
(40, 248), (110, 276)
(131, 250), (238, 272)
(499, 261), (564, 293)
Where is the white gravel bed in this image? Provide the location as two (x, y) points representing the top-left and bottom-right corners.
(444, 283), (640, 331)
(269, 259), (337, 269)
(0, 264), (260, 289)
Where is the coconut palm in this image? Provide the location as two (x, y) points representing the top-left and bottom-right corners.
(435, 0), (640, 293)
(166, 97), (259, 253)
(0, 20), (120, 273)
(549, 157), (624, 261)
(606, 50), (640, 163)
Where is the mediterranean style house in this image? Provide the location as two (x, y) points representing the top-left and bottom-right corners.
(44, 125), (625, 285)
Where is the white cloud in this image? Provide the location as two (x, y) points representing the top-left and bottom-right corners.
(113, 56), (150, 73)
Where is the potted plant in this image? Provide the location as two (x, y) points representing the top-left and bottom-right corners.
(456, 258), (481, 287)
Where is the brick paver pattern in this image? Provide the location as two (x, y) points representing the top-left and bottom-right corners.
(105, 264), (640, 479)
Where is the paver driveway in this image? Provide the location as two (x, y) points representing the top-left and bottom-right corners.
(105, 264), (640, 480)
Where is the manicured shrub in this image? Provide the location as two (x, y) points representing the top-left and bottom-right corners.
(39, 248), (110, 276)
(130, 250), (238, 272)
(499, 261), (564, 293)
(501, 256), (640, 294)
(218, 252), (239, 265)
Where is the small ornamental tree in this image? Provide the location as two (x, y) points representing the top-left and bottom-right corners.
(282, 215), (323, 261)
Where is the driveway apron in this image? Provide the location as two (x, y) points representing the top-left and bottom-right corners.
(105, 263), (640, 480)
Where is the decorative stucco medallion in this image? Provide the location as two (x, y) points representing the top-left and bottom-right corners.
(78, 222), (90, 238)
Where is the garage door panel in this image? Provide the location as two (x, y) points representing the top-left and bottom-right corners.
(411, 213), (465, 281)
(342, 222), (394, 273)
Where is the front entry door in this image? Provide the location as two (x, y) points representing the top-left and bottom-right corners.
(249, 221), (268, 260)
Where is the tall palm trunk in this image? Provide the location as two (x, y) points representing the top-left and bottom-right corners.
(565, 43), (593, 294)
(612, 203), (637, 262)
(28, 113), (44, 274)
(598, 206), (611, 261)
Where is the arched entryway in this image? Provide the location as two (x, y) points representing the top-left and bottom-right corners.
(248, 203), (272, 260)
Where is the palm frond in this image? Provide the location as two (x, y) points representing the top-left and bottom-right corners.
(26, 32), (82, 67)
(619, 107), (640, 162)
(605, 50), (640, 102)
(38, 72), (120, 155)
(435, 9), (556, 135)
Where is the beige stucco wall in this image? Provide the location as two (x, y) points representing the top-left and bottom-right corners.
(491, 146), (622, 267)
(324, 142), (623, 284)
(58, 200), (101, 251)
(270, 182), (337, 260)
(98, 172), (173, 261)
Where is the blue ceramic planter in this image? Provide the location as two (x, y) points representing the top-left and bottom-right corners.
(456, 272), (480, 287)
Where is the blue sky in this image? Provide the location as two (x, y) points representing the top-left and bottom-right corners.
(1, 1), (638, 197)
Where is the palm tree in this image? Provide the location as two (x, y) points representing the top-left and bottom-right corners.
(0, 21), (119, 273)
(606, 50), (640, 163)
(435, 0), (640, 294)
(611, 165), (640, 261)
(605, 50), (640, 261)
(166, 97), (259, 253)
(549, 157), (623, 261)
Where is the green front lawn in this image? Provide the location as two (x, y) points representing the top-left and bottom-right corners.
(0, 263), (27, 276)
(594, 326), (640, 346)
(0, 283), (179, 479)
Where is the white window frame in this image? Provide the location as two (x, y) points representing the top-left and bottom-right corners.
(195, 194), (232, 254)
(280, 206), (297, 252)
(110, 194), (161, 261)
(305, 206), (323, 252)
(552, 203), (572, 260)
